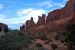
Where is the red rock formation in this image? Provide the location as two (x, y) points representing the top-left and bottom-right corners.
(37, 14), (46, 26)
(25, 17), (36, 29)
(0, 23), (8, 32)
(21, 0), (75, 33)
(37, 16), (41, 26)
(41, 14), (46, 25)
(20, 24), (25, 31)
(46, 0), (75, 24)
(46, 9), (61, 23)
(68, 0), (75, 23)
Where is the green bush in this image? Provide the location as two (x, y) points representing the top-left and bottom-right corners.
(51, 44), (57, 50)
(0, 31), (35, 50)
(36, 47), (48, 50)
(34, 33), (48, 40)
(55, 32), (65, 41)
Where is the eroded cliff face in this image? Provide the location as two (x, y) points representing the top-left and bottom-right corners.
(47, 0), (74, 23)
(20, 0), (75, 33)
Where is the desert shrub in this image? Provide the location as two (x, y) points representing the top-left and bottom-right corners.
(51, 44), (57, 50)
(65, 24), (75, 50)
(35, 33), (48, 40)
(55, 32), (65, 41)
(35, 47), (48, 50)
(36, 43), (43, 47)
(34, 32), (42, 39)
(0, 31), (35, 50)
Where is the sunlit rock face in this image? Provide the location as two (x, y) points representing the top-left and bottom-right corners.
(46, 0), (75, 27)
(46, 0), (75, 23)
(37, 14), (46, 26)
(21, 0), (75, 33)
(0, 23), (8, 32)
(46, 9), (61, 23)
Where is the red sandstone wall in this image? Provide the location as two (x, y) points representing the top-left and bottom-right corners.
(20, 0), (75, 32)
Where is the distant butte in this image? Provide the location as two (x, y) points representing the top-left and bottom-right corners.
(20, 0), (75, 33)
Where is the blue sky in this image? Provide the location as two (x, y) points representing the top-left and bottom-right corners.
(0, 0), (68, 29)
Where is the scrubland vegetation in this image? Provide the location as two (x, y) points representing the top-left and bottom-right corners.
(0, 24), (75, 50)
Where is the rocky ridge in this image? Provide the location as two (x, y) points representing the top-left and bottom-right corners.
(20, 0), (75, 33)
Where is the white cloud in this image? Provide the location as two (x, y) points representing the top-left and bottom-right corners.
(17, 8), (48, 23)
(55, 0), (68, 7)
(0, 3), (4, 9)
(23, 1), (53, 7)
(37, 1), (67, 8)
(0, 14), (5, 18)
(63, 0), (68, 1)
(54, 3), (65, 7)
(23, 0), (67, 8)
(38, 1), (53, 7)
(0, 8), (48, 25)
